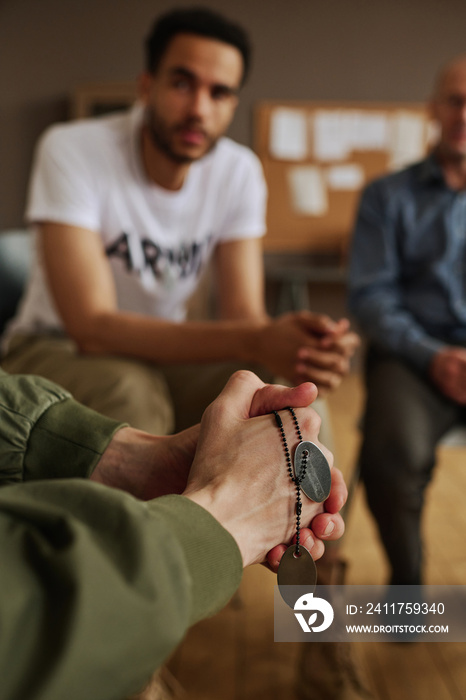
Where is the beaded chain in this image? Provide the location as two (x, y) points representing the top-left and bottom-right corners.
(273, 407), (310, 557)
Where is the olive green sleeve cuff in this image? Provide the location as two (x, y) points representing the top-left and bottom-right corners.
(24, 397), (125, 482)
(148, 495), (243, 625)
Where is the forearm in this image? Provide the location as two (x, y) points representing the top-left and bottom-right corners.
(0, 484), (241, 700)
(90, 425), (198, 500)
(348, 186), (445, 371)
(73, 310), (267, 365)
(348, 294), (445, 370)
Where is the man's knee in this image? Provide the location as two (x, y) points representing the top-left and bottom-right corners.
(360, 422), (435, 509)
(77, 360), (175, 435)
(362, 430), (434, 475)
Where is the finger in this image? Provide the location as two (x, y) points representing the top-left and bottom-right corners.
(323, 467), (348, 514)
(310, 512), (346, 541)
(296, 311), (339, 335)
(320, 318), (351, 339)
(294, 364), (343, 390)
(265, 530), (325, 573)
(292, 529), (326, 561)
(320, 332), (360, 356)
(300, 347), (350, 372)
(211, 369), (266, 420)
(265, 543), (288, 572)
(296, 347), (350, 373)
(330, 334), (360, 357)
(250, 381), (318, 418)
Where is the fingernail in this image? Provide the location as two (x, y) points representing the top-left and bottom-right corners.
(323, 521), (335, 536)
(302, 532), (315, 550)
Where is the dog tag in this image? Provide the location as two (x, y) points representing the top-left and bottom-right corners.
(294, 441), (331, 503)
(277, 545), (317, 607)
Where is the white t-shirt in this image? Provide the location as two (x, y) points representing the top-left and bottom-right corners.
(6, 103), (267, 345)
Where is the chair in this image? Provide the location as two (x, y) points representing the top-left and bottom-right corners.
(0, 230), (31, 338)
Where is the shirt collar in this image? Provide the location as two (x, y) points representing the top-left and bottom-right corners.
(418, 149), (447, 185)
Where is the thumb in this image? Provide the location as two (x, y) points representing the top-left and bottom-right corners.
(250, 381), (318, 418)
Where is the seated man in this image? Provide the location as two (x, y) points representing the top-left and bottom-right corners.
(348, 55), (466, 585)
(0, 367), (346, 699)
(1, 7), (357, 434)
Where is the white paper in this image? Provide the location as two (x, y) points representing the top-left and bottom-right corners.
(269, 108), (308, 160)
(327, 164), (365, 190)
(389, 112), (427, 170)
(312, 110), (390, 161)
(349, 112), (389, 150)
(313, 110), (350, 161)
(287, 166), (328, 215)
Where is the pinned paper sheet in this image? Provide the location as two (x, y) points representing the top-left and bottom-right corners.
(327, 164), (365, 190)
(269, 108), (308, 160)
(349, 112), (389, 150)
(287, 166), (328, 216)
(313, 110), (390, 160)
(313, 111), (350, 161)
(389, 112), (426, 170)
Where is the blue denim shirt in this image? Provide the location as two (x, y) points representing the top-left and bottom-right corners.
(348, 153), (466, 372)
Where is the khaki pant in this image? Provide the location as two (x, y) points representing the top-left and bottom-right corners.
(2, 334), (333, 446)
(1, 335), (272, 434)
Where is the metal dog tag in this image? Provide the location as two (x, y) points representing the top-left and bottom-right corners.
(294, 441), (331, 503)
(278, 545), (317, 607)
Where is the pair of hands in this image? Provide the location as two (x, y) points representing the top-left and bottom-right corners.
(430, 346), (466, 405)
(258, 311), (359, 392)
(92, 371), (347, 569)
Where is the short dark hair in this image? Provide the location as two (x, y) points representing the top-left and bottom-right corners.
(144, 7), (251, 85)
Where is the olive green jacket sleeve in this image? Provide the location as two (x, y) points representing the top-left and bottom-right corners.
(0, 369), (243, 700)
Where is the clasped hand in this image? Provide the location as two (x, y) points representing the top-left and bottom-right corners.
(258, 311), (360, 392)
(93, 370), (347, 570)
(430, 346), (466, 405)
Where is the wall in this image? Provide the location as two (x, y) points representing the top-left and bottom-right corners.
(1, 0), (465, 229)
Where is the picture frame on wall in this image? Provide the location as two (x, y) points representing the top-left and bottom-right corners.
(72, 82), (137, 119)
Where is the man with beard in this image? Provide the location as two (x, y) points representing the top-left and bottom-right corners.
(2, 7), (357, 434)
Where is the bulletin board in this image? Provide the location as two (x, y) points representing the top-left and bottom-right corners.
(254, 101), (434, 255)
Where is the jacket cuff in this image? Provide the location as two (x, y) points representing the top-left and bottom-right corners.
(148, 495), (243, 624)
(25, 397), (125, 482)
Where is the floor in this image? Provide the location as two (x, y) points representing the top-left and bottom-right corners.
(167, 372), (466, 700)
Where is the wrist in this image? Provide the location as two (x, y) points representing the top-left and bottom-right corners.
(91, 427), (165, 498)
(235, 318), (269, 364)
(183, 486), (252, 567)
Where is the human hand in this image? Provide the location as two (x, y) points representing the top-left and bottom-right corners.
(255, 312), (358, 391)
(183, 370), (346, 567)
(308, 317), (359, 361)
(295, 317), (360, 392)
(429, 346), (466, 404)
(91, 378), (320, 500)
(265, 466), (347, 572)
(250, 380), (346, 564)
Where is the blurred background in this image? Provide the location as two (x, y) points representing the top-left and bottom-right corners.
(3, 0), (466, 229)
